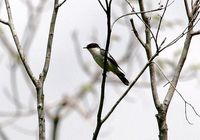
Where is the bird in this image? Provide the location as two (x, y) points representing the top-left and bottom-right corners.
(84, 43), (129, 86)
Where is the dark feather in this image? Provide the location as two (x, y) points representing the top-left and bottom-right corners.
(100, 48), (124, 73)
(116, 72), (129, 86)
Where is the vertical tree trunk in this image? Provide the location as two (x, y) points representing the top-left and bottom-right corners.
(36, 86), (45, 140)
(156, 107), (168, 140)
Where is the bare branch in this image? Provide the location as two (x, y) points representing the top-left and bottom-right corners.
(155, 0), (170, 46)
(184, 0), (191, 20)
(0, 0), (68, 139)
(191, 0), (194, 9)
(37, 1), (64, 138)
(108, 0), (113, 7)
(185, 103), (193, 125)
(138, 0), (161, 109)
(163, 0), (200, 111)
(0, 19), (9, 25)
(3, 0), (37, 86)
(163, 33), (192, 109)
(153, 62), (200, 125)
(93, 0), (113, 139)
(159, 16), (200, 53)
(105, 0), (109, 8)
(130, 18), (145, 47)
(159, 37), (167, 47)
(191, 30), (200, 35)
(106, 19), (198, 122)
(112, 7), (163, 28)
(98, 0), (107, 13)
(56, 0), (67, 8)
(192, 0), (200, 15)
(39, 0), (60, 83)
(125, 0), (134, 11)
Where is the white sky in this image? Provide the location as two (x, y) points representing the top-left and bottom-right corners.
(0, 0), (200, 140)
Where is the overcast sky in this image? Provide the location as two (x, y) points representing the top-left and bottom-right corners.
(0, 0), (200, 140)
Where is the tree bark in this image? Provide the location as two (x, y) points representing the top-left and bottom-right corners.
(156, 106), (168, 140)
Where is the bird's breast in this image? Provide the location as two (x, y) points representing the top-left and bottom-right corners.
(93, 55), (105, 69)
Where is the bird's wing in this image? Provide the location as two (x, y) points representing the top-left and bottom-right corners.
(100, 48), (125, 73)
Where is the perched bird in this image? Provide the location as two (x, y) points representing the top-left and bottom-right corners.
(84, 43), (129, 86)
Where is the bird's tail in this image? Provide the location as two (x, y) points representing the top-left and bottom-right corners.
(116, 72), (129, 86)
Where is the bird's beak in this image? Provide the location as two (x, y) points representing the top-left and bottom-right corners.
(83, 47), (87, 49)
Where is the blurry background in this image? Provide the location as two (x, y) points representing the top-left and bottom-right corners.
(0, 0), (200, 139)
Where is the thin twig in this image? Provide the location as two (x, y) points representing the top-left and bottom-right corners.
(130, 18), (145, 47)
(108, 0), (113, 7)
(56, 0), (67, 8)
(159, 16), (200, 53)
(185, 103), (193, 125)
(105, 0), (108, 8)
(155, 0), (170, 51)
(112, 7), (163, 28)
(126, 0), (174, 52)
(184, 0), (191, 20)
(125, 1), (160, 53)
(125, 0), (134, 11)
(153, 62), (200, 125)
(98, 0), (107, 13)
(0, 19), (9, 25)
(191, 30), (200, 35)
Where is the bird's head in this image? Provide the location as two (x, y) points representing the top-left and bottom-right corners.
(83, 43), (100, 50)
